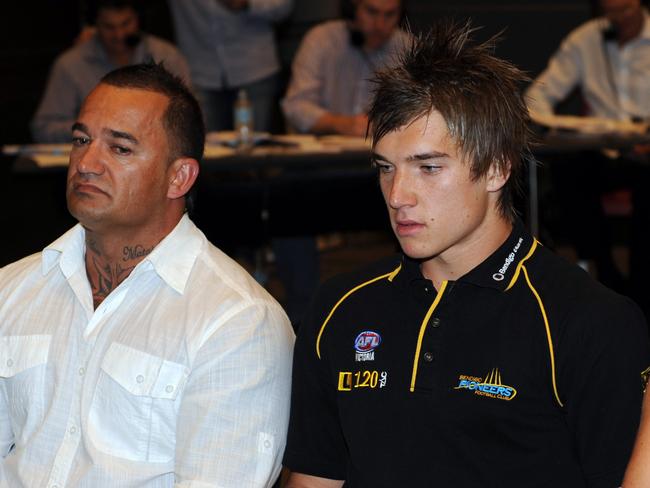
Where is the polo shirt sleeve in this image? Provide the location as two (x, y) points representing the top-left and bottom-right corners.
(283, 286), (348, 480)
(557, 295), (650, 488)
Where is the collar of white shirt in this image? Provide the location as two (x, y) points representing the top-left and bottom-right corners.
(41, 213), (203, 295)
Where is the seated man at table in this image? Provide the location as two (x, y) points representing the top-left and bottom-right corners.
(281, 0), (409, 136)
(31, 0), (190, 143)
(283, 21), (650, 487)
(1, 63), (294, 487)
(525, 0), (650, 299)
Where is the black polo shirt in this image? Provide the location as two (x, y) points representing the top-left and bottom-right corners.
(284, 220), (650, 487)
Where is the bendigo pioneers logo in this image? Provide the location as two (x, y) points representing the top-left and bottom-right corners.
(354, 331), (381, 361)
(454, 368), (517, 401)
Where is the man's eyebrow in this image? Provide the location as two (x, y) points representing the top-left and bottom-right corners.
(370, 152), (388, 162)
(71, 122), (88, 134)
(106, 129), (139, 145)
(405, 151), (448, 161)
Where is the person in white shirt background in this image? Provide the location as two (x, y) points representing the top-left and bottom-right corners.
(525, 0), (650, 311)
(0, 62), (294, 487)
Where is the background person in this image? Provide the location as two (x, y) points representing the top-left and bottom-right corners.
(525, 0), (650, 301)
(31, 0), (190, 143)
(283, 22), (650, 487)
(1, 63), (293, 487)
(281, 0), (409, 136)
(168, 0), (293, 133)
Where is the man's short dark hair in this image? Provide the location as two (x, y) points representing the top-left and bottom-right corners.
(88, 0), (139, 24)
(368, 21), (533, 221)
(100, 62), (205, 164)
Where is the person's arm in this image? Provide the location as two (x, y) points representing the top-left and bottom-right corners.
(310, 113), (368, 137)
(174, 300), (294, 487)
(559, 298), (650, 488)
(525, 31), (584, 119)
(281, 26), (341, 134)
(622, 389), (650, 487)
(285, 472), (344, 488)
(31, 58), (80, 143)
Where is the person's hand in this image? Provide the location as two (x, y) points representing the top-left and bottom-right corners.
(217, 0), (249, 11)
(335, 114), (369, 137)
(633, 144), (650, 156)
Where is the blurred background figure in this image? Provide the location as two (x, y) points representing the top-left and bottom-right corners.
(525, 0), (650, 303)
(31, 0), (190, 143)
(282, 0), (409, 136)
(168, 0), (293, 134)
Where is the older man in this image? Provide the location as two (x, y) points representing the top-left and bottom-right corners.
(2, 63), (293, 487)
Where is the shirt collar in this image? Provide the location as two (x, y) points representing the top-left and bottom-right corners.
(140, 214), (203, 295)
(394, 218), (536, 292)
(41, 214), (203, 295)
(42, 224), (86, 278)
(85, 33), (150, 66)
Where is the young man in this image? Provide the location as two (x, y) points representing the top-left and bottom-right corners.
(31, 0), (190, 143)
(1, 63), (293, 487)
(283, 22), (650, 487)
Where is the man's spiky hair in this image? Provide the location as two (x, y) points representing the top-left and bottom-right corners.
(368, 20), (533, 220)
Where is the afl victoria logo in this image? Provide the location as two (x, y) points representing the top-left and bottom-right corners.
(354, 331), (381, 352)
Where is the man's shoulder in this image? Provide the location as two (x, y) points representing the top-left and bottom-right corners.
(313, 254), (402, 311)
(526, 243), (643, 330)
(51, 41), (94, 73)
(564, 16), (607, 47)
(143, 33), (184, 57)
(191, 237), (282, 309)
(302, 20), (348, 47)
(0, 253), (45, 294)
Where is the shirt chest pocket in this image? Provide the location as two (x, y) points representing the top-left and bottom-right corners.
(0, 335), (51, 447)
(88, 342), (189, 463)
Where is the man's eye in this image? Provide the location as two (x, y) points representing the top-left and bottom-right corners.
(112, 145), (132, 155)
(372, 160), (393, 174)
(72, 136), (89, 146)
(421, 165), (440, 173)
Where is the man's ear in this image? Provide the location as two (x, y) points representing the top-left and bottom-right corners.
(486, 160), (511, 193)
(167, 158), (199, 200)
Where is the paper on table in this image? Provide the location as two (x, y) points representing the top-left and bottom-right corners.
(531, 112), (649, 135)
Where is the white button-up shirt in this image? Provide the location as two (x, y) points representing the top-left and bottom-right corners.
(526, 9), (650, 122)
(0, 215), (294, 487)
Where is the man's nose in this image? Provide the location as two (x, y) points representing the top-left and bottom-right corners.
(388, 170), (415, 209)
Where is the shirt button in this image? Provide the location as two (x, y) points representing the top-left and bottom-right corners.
(78, 367), (85, 376)
(69, 426), (77, 434)
(423, 351), (434, 362)
(431, 317), (441, 328)
(136, 375), (145, 383)
(6, 359), (13, 367)
(165, 385), (174, 393)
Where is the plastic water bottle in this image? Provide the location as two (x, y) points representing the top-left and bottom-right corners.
(234, 89), (253, 149)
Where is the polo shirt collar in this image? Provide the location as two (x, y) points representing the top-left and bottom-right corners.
(459, 218), (534, 291)
(394, 218), (535, 292)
